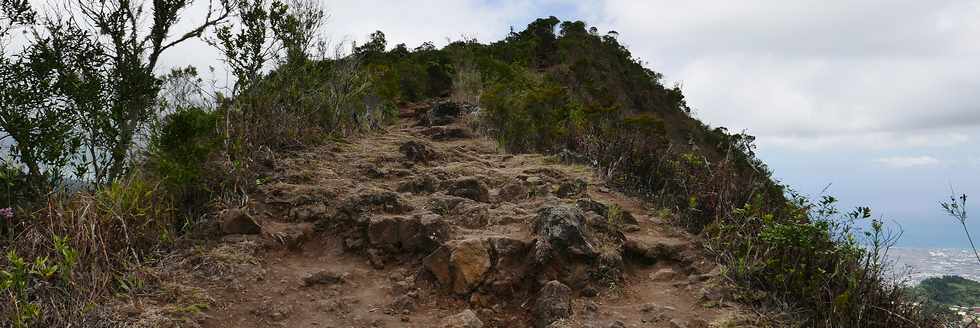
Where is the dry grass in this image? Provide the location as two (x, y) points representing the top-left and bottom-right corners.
(0, 172), (220, 326)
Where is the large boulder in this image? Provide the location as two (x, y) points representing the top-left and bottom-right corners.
(447, 177), (490, 203)
(440, 309), (484, 328)
(531, 205), (626, 286)
(423, 238), (492, 295)
(532, 206), (595, 258)
(484, 236), (532, 295)
(423, 236), (532, 296)
(533, 281), (573, 328)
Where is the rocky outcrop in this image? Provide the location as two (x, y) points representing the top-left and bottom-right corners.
(531, 205), (626, 287)
(367, 215), (449, 253)
(532, 206), (596, 258)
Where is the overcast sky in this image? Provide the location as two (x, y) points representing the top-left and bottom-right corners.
(15, 0), (980, 247)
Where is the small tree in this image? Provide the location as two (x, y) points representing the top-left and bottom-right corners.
(0, 8), (93, 190)
(941, 193), (979, 264)
(1, 0), (231, 188)
(74, 0), (231, 184)
(210, 0), (324, 94)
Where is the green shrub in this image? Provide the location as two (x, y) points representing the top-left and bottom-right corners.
(148, 107), (222, 218)
(150, 107), (221, 186)
(708, 196), (946, 327)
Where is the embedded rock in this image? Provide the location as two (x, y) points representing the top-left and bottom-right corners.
(531, 205), (626, 286)
(221, 209), (261, 235)
(302, 270), (347, 286)
(533, 281), (573, 328)
(448, 177), (490, 203)
(555, 179), (587, 198)
(400, 140), (439, 163)
(367, 215), (449, 253)
(624, 235), (692, 264)
(429, 102), (462, 126)
(423, 238), (492, 295)
(397, 174), (437, 194)
(340, 188), (412, 218)
(576, 198), (609, 217)
(449, 239), (492, 294)
(498, 181), (529, 202)
(532, 206), (594, 259)
(440, 309), (484, 328)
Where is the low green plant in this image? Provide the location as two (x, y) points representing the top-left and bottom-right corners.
(1, 235), (79, 327)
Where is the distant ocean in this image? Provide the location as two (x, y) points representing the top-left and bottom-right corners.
(890, 247), (980, 283)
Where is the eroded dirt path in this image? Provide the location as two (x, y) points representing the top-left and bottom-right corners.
(190, 102), (743, 328)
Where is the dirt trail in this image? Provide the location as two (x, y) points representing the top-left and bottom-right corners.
(191, 102), (743, 328)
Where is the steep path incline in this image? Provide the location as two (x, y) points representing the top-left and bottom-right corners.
(190, 102), (743, 328)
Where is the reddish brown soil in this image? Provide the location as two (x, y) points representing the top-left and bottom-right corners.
(166, 111), (747, 328)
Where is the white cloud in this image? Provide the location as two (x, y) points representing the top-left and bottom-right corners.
(587, 0), (980, 151)
(874, 156), (942, 168)
(969, 156), (980, 168)
(759, 130), (971, 152)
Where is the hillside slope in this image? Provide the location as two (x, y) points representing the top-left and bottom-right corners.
(128, 102), (753, 328)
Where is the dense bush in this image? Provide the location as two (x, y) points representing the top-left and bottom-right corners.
(709, 196), (948, 327)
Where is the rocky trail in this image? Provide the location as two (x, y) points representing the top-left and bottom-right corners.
(185, 102), (744, 328)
